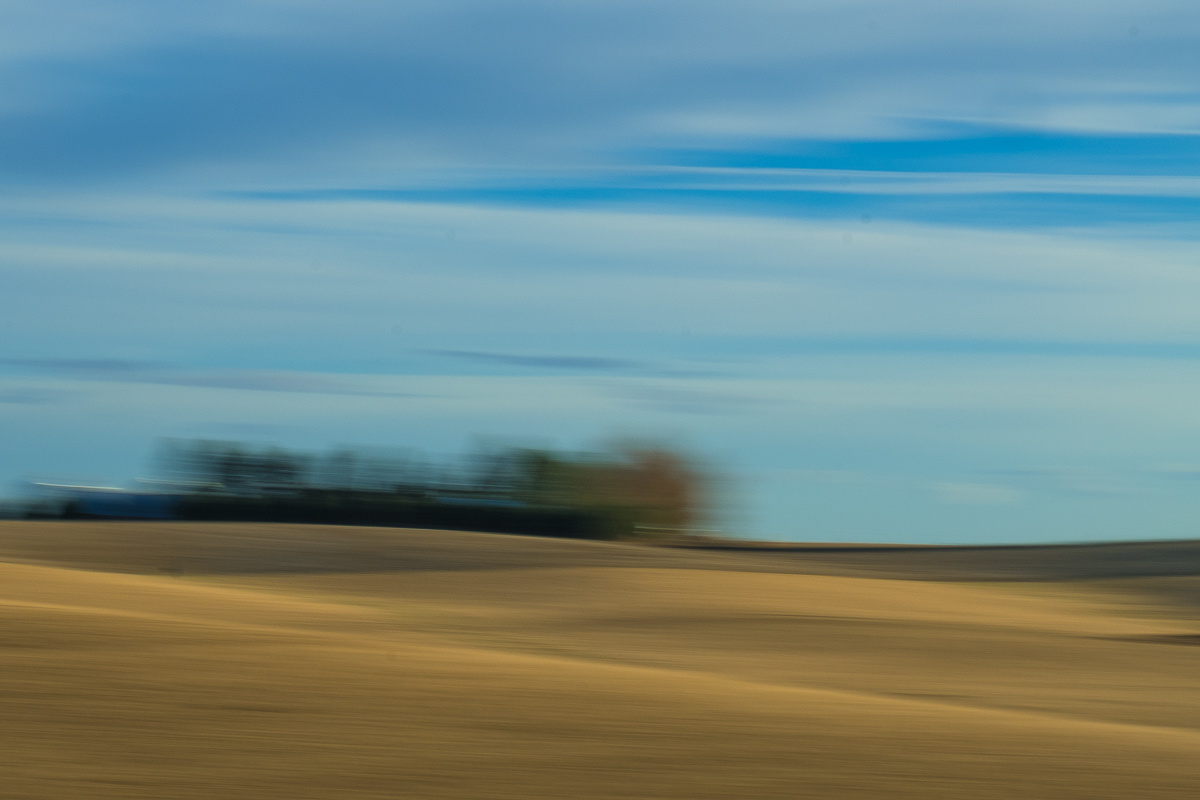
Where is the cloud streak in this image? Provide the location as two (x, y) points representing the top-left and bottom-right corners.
(0, 359), (421, 398)
(429, 350), (642, 371)
(0, 358), (166, 372)
(3, 2), (1200, 186)
(0, 387), (81, 405)
(140, 370), (422, 398)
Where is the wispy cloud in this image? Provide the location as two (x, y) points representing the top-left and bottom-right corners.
(3, 2), (1200, 186)
(264, 162), (1200, 200)
(253, 168), (1200, 231)
(0, 358), (166, 372)
(142, 370), (421, 398)
(0, 387), (81, 405)
(0, 359), (420, 398)
(427, 350), (721, 379)
(429, 350), (642, 371)
(726, 339), (1200, 359)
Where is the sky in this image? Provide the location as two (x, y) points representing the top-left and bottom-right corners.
(4, 0), (1200, 542)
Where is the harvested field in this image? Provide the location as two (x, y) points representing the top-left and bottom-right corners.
(2, 521), (1199, 799)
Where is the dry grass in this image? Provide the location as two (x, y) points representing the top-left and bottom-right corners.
(2, 521), (1199, 798)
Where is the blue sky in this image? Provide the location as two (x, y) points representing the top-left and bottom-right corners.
(5, 0), (1200, 542)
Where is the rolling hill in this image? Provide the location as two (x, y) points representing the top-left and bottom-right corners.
(2, 521), (1198, 799)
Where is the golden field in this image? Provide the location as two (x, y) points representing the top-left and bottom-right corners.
(2, 521), (1198, 798)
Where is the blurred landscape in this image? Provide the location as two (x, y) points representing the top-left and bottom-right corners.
(7, 0), (1200, 796)
(2, 519), (1199, 798)
(9, 438), (714, 542)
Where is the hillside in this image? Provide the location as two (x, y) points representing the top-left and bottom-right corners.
(2, 521), (1199, 799)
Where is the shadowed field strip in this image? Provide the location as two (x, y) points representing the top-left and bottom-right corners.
(4, 521), (1200, 581)
(2, 522), (1200, 798)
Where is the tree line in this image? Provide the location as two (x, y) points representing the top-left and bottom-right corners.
(151, 438), (708, 541)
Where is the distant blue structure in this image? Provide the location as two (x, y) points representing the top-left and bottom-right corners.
(30, 483), (182, 519)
